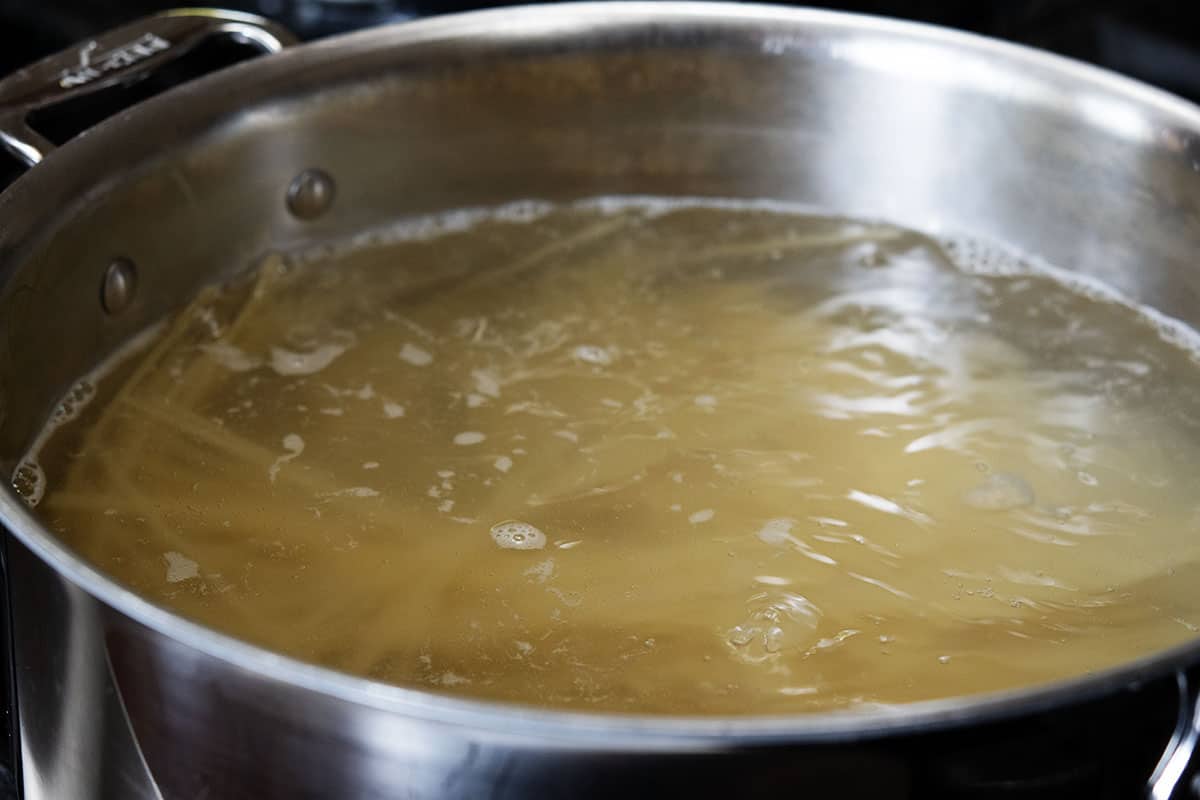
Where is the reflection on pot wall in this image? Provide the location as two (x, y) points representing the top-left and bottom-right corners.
(4, 1), (1200, 102)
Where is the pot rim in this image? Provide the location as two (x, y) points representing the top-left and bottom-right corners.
(3, 1), (1200, 746)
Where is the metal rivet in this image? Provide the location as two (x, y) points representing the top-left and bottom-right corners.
(286, 168), (336, 220)
(101, 258), (137, 315)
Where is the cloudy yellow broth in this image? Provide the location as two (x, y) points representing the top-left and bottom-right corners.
(16, 199), (1200, 714)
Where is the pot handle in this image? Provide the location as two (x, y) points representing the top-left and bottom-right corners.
(1149, 669), (1200, 799)
(0, 7), (297, 168)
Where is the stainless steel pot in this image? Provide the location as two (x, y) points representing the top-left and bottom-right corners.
(1, 4), (1199, 798)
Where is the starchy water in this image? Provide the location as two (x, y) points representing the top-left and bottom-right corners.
(17, 198), (1200, 714)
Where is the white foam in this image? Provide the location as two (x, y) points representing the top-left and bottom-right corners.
(164, 551), (199, 583)
(493, 456), (513, 473)
(288, 195), (848, 271)
(490, 520), (547, 550)
(270, 343), (347, 376)
(268, 433), (305, 483)
(573, 345), (613, 366)
(46, 379), (97, 428)
(471, 369), (502, 397)
(438, 672), (471, 687)
(325, 487), (380, 498)
(492, 199), (555, 223)
(382, 401), (406, 419)
(273, 191), (1200, 375)
(11, 460), (45, 507)
(309, 195), (1200, 368)
(13, 324), (166, 507)
(940, 233), (1200, 362)
(453, 431), (486, 446)
(399, 343), (434, 367)
(689, 508), (715, 524)
(200, 342), (261, 372)
(757, 518), (796, 545)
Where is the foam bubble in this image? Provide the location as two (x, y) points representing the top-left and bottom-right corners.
(200, 342), (261, 372)
(288, 195), (842, 273)
(454, 431), (486, 446)
(280, 194), (1200, 379)
(11, 460), (45, 507)
(327, 487), (380, 498)
(941, 236), (1028, 277)
(164, 551), (199, 583)
(438, 672), (471, 687)
(757, 518), (796, 545)
(492, 199), (554, 223)
(471, 369), (501, 397)
(48, 379), (97, 427)
(490, 520), (547, 551)
(399, 343), (434, 367)
(270, 343), (347, 376)
(13, 326), (165, 505)
(940, 233), (1200, 363)
(573, 345), (613, 365)
(267, 434), (305, 483)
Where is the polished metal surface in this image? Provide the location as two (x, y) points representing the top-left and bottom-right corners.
(1151, 673), (1200, 800)
(99, 258), (137, 316)
(286, 167), (337, 219)
(0, 8), (295, 167)
(2, 3), (1200, 797)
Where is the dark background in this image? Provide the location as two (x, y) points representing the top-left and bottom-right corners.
(2, 0), (1200, 103)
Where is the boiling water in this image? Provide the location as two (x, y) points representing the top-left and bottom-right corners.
(18, 199), (1200, 714)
